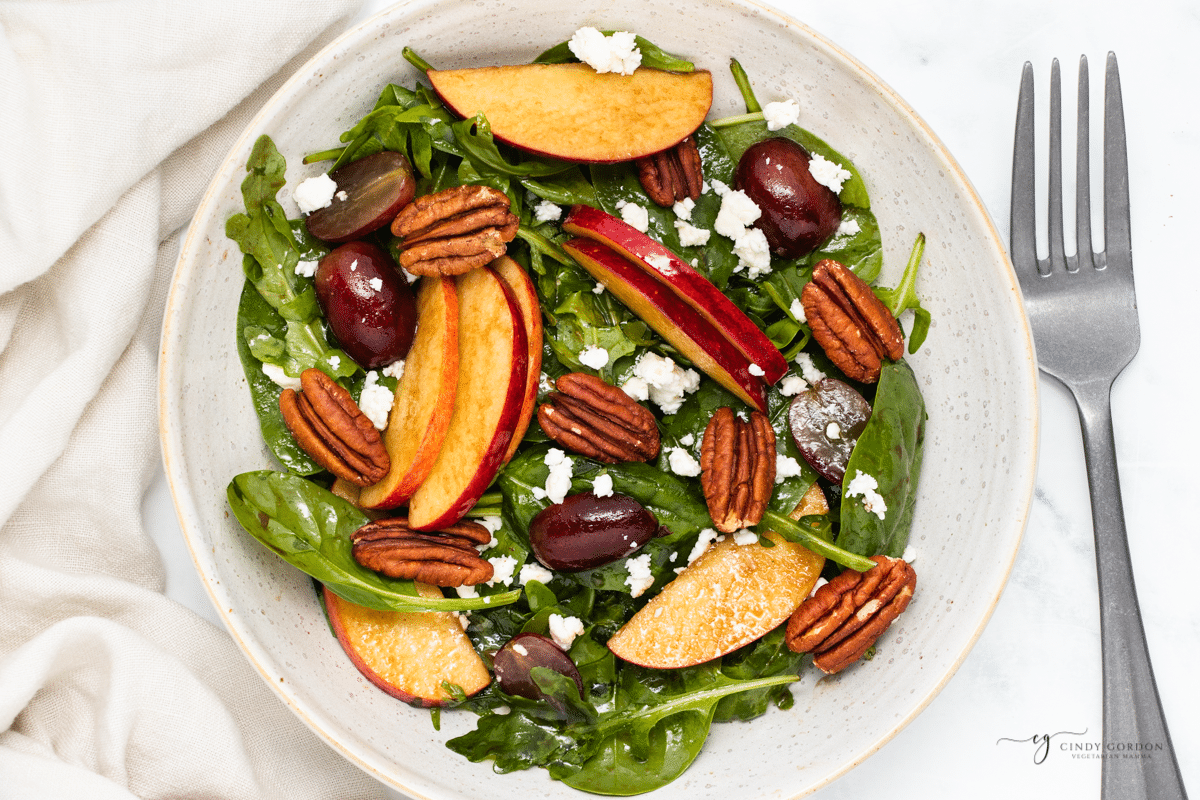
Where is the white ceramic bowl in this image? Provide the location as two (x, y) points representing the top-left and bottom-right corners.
(159, 0), (1038, 796)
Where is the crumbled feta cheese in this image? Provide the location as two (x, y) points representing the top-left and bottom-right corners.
(902, 545), (919, 564)
(534, 200), (562, 222)
(621, 376), (650, 401)
(382, 359), (405, 380)
(733, 529), (759, 546)
(349, 260), (358, 272)
(294, 259), (318, 278)
(261, 363), (301, 391)
(713, 189), (761, 239)
(778, 374), (808, 397)
(327, 355), (341, 372)
(776, 454), (803, 482)
(335, 190), (348, 202)
(548, 613), (586, 649)
(592, 283), (605, 294)
(357, 371), (395, 430)
(748, 363), (765, 377)
(456, 584), (480, 599)
(453, 611), (470, 630)
(808, 153), (853, 194)
(592, 473), (614, 498)
(624, 553), (655, 598)
(794, 352), (826, 384)
(539, 372), (555, 394)
(809, 576), (828, 597)
(369, 277), (383, 292)
(789, 298), (807, 323)
(567, 27), (641, 75)
(532, 486), (548, 500)
(686, 528), (721, 565)
(628, 352), (700, 414)
(673, 219), (712, 246)
(512, 643), (529, 656)
(479, 516), (503, 533)
(709, 179), (730, 196)
(672, 197), (695, 220)
(826, 421), (842, 440)
(520, 561), (555, 585)
(578, 345), (609, 370)
(293, 173), (337, 214)
(846, 470), (888, 520)
(733, 227), (772, 278)
(544, 448), (574, 504)
(679, 433), (694, 447)
(645, 253), (672, 272)
(667, 446), (701, 477)
(616, 200), (650, 232)
(836, 216), (861, 237)
(487, 555), (517, 586)
(400, 268), (419, 284)
(763, 98), (801, 131)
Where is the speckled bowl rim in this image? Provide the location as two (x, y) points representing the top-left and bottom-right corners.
(159, 0), (1039, 796)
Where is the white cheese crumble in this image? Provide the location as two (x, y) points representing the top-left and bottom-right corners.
(578, 345), (609, 370)
(293, 173), (337, 214)
(520, 561), (555, 585)
(673, 219), (712, 246)
(592, 282), (605, 294)
(616, 199), (650, 232)
(645, 253), (672, 272)
(382, 359), (405, 380)
(778, 374), (808, 397)
(592, 473), (614, 498)
(686, 528), (721, 565)
(679, 433), (694, 447)
(846, 470), (888, 520)
(733, 528), (759, 546)
(620, 376), (650, 402)
(456, 584), (479, 599)
(789, 298), (807, 323)
(295, 259), (318, 278)
(794, 352), (826, 384)
(262, 363), (301, 391)
(544, 448), (575, 504)
(335, 190), (348, 202)
(479, 516), (503, 533)
(538, 372), (555, 394)
(548, 613), (586, 650)
(487, 555), (517, 586)
(809, 576), (829, 597)
(836, 216), (861, 237)
(713, 189), (761, 239)
(623, 553), (655, 598)
(358, 371), (395, 430)
(748, 363), (765, 377)
(902, 545), (919, 564)
(349, 260), (358, 272)
(369, 277), (383, 292)
(733, 227), (772, 278)
(512, 643), (529, 657)
(567, 27), (641, 75)
(763, 98), (801, 131)
(534, 200), (563, 222)
(826, 421), (842, 440)
(400, 268), (419, 284)
(808, 153), (853, 194)
(453, 611), (470, 630)
(776, 454), (803, 483)
(622, 352), (700, 414)
(672, 197), (695, 220)
(709, 179), (730, 196)
(667, 446), (701, 477)
(327, 355), (341, 372)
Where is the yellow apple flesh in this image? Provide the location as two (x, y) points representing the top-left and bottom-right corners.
(359, 276), (459, 509)
(606, 484), (828, 669)
(324, 584), (489, 706)
(493, 256), (543, 464)
(428, 63), (712, 163)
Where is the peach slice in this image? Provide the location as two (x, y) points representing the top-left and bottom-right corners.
(563, 205), (788, 384)
(563, 237), (769, 411)
(407, 267), (528, 530)
(428, 63), (712, 163)
(324, 584), (489, 706)
(606, 484), (828, 669)
(493, 256), (543, 464)
(359, 276), (458, 509)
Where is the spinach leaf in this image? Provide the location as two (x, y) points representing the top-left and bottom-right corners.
(534, 34), (694, 73)
(712, 627), (805, 721)
(838, 360), (926, 557)
(227, 470), (520, 612)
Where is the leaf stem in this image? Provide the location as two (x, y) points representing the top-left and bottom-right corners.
(729, 58), (762, 113)
(707, 111), (765, 129)
(759, 509), (876, 572)
(403, 46), (434, 73)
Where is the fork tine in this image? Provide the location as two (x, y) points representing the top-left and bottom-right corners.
(1103, 52), (1132, 271)
(1010, 62), (1039, 276)
(1075, 56), (1095, 270)
(1047, 59), (1067, 273)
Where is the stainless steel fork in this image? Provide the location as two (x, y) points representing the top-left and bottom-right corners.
(1011, 53), (1187, 799)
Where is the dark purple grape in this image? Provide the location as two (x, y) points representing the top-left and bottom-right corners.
(305, 151), (416, 243)
(528, 492), (657, 572)
(314, 240), (416, 369)
(788, 378), (872, 482)
(493, 633), (584, 702)
(734, 137), (842, 259)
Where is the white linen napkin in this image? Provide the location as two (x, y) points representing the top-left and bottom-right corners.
(0, 2), (394, 797)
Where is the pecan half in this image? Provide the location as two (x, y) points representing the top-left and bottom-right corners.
(390, 184), (518, 276)
(351, 517), (495, 587)
(635, 135), (704, 207)
(801, 259), (904, 383)
(279, 369), (389, 486)
(699, 407), (776, 533)
(537, 373), (659, 463)
(785, 555), (916, 674)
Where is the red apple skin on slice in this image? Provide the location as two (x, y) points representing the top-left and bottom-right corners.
(563, 205), (788, 384)
(607, 484), (828, 669)
(563, 238), (769, 411)
(359, 276), (459, 509)
(407, 267), (528, 530)
(492, 256), (542, 464)
(428, 64), (712, 163)
(324, 584), (489, 706)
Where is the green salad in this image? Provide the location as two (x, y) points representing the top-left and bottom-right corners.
(224, 30), (929, 796)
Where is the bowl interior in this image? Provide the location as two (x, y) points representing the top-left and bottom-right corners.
(159, 0), (1038, 797)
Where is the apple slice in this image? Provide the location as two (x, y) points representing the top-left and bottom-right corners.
(563, 237), (769, 411)
(607, 484), (828, 669)
(428, 63), (712, 163)
(563, 205), (788, 384)
(324, 584), (489, 706)
(492, 256), (543, 464)
(359, 276), (458, 509)
(407, 267), (528, 530)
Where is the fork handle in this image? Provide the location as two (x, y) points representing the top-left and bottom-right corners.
(1074, 379), (1188, 800)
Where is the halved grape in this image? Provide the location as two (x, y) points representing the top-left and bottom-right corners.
(788, 378), (872, 483)
(305, 151), (416, 243)
(493, 632), (584, 702)
(734, 137), (841, 259)
(528, 491), (658, 572)
(314, 240), (416, 369)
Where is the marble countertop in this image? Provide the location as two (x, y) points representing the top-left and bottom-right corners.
(146, 0), (1199, 796)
